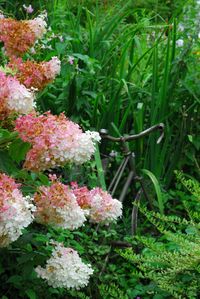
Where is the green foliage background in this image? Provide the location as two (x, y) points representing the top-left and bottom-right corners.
(0, 0), (199, 298)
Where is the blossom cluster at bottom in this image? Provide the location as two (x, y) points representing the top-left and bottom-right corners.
(34, 178), (123, 228)
(35, 243), (93, 289)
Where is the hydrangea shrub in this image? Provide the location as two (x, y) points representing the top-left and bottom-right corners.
(0, 9), (123, 292)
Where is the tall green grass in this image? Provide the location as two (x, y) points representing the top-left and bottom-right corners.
(1, 0), (198, 187)
(36, 0), (198, 187)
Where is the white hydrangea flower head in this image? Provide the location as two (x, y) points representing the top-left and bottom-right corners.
(0, 173), (35, 247)
(28, 12), (47, 39)
(0, 193), (35, 247)
(35, 199), (86, 230)
(35, 243), (93, 289)
(43, 56), (61, 79)
(7, 82), (36, 114)
(15, 113), (101, 171)
(34, 181), (86, 230)
(49, 130), (101, 165)
(89, 188), (122, 225)
(0, 71), (36, 117)
(55, 202), (86, 230)
(71, 131), (101, 164)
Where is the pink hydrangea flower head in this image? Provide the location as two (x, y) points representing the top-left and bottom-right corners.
(26, 11), (47, 40)
(9, 56), (61, 90)
(71, 182), (92, 209)
(15, 112), (101, 171)
(0, 13), (47, 57)
(89, 187), (122, 225)
(34, 180), (86, 230)
(43, 56), (61, 80)
(0, 173), (35, 247)
(0, 71), (35, 119)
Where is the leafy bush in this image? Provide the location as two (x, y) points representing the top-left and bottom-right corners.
(0, 0), (199, 298)
(7, 0), (197, 185)
(120, 174), (200, 298)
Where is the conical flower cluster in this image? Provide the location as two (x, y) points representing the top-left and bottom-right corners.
(0, 13), (47, 57)
(9, 56), (61, 90)
(0, 71), (35, 120)
(72, 183), (123, 225)
(89, 187), (123, 224)
(35, 243), (93, 289)
(0, 173), (35, 247)
(34, 179), (86, 230)
(15, 112), (101, 171)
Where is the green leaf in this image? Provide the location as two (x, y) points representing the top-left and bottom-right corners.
(0, 150), (18, 174)
(25, 289), (37, 299)
(141, 169), (164, 215)
(38, 173), (49, 185)
(7, 275), (23, 284)
(73, 53), (90, 63)
(0, 130), (17, 146)
(188, 135), (193, 143)
(188, 135), (200, 150)
(153, 294), (165, 299)
(0, 129), (10, 139)
(55, 42), (67, 55)
(34, 234), (50, 243)
(17, 253), (34, 264)
(94, 144), (106, 190)
(185, 226), (198, 235)
(0, 65), (16, 75)
(9, 138), (31, 164)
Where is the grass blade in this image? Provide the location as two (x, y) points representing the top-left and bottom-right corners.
(142, 169), (164, 215)
(94, 143), (106, 190)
